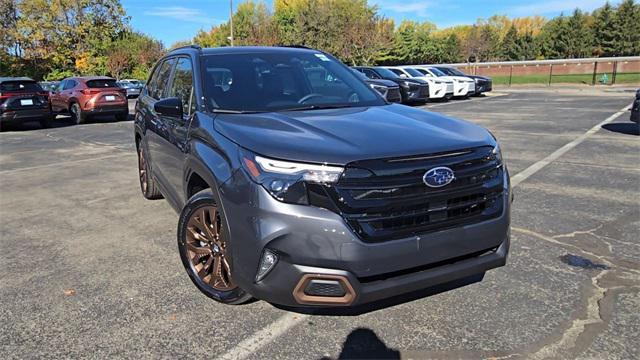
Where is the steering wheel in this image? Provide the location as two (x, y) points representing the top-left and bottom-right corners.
(298, 93), (324, 104)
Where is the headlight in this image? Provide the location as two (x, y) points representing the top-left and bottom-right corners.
(370, 84), (387, 95)
(492, 144), (503, 164)
(434, 81), (442, 84)
(241, 150), (344, 203)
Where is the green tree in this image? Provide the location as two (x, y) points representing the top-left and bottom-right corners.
(592, 2), (617, 56)
(612, 0), (640, 56)
(500, 25), (520, 60)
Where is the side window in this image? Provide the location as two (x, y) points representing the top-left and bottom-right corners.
(389, 69), (403, 76)
(63, 80), (75, 90)
(168, 57), (194, 116)
(151, 58), (176, 100)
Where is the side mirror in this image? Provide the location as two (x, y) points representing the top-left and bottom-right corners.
(154, 97), (183, 118)
(399, 74), (408, 78)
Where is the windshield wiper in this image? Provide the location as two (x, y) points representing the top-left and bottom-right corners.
(212, 108), (261, 114)
(278, 104), (354, 112)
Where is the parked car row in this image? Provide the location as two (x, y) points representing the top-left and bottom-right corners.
(352, 65), (492, 104)
(0, 76), (143, 130)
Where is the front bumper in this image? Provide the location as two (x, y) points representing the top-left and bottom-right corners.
(219, 169), (511, 308)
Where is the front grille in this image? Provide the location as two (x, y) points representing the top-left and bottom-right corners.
(418, 85), (429, 97)
(386, 87), (402, 102)
(325, 146), (504, 242)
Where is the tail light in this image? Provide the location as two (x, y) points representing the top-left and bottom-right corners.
(81, 89), (102, 95)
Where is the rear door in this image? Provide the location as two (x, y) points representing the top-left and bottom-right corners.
(153, 56), (196, 200)
(142, 57), (177, 195)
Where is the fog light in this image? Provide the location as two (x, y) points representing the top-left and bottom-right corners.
(255, 249), (278, 282)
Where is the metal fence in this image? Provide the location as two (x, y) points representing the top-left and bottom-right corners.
(431, 56), (640, 86)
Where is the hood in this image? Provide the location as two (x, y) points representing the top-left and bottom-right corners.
(467, 75), (491, 81)
(213, 104), (494, 165)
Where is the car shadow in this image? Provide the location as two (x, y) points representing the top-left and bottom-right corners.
(319, 328), (400, 360)
(602, 122), (639, 136)
(0, 113), (133, 132)
(271, 272), (484, 316)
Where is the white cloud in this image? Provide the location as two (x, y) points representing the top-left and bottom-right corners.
(373, 1), (434, 17)
(510, 0), (619, 16)
(144, 6), (219, 24)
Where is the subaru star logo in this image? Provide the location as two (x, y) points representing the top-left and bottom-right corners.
(423, 167), (455, 188)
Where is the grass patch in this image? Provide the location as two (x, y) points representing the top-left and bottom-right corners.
(491, 72), (640, 85)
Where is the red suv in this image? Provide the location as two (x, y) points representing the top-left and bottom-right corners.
(50, 76), (128, 124)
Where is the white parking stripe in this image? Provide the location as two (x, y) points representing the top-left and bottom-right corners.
(216, 103), (632, 360)
(510, 103), (631, 187)
(217, 312), (308, 360)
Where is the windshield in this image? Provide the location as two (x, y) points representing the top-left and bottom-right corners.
(442, 67), (465, 76)
(404, 68), (424, 77)
(372, 67), (401, 79)
(0, 81), (43, 93)
(87, 79), (118, 88)
(428, 67), (447, 77)
(201, 52), (384, 112)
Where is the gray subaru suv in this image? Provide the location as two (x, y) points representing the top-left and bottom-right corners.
(134, 45), (511, 308)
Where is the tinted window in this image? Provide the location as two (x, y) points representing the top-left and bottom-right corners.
(373, 67), (400, 79)
(428, 67), (447, 76)
(202, 52), (383, 112)
(86, 79), (118, 88)
(388, 68), (404, 76)
(0, 80), (43, 92)
(150, 58), (176, 100)
(404, 68), (424, 77)
(168, 57), (195, 116)
(362, 69), (380, 79)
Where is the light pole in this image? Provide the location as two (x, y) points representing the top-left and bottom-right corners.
(229, 0), (234, 46)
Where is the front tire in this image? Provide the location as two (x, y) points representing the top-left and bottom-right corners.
(178, 189), (252, 305)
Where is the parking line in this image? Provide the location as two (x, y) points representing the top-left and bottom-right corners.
(510, 103), (631, 187)
(425, 92), (508, 108)
(217, 312), (309, 360)
(215, 102), (632, 360)
(0, 153), (130, 174)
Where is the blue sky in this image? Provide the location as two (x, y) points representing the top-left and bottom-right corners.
(122, 0), (614, 47)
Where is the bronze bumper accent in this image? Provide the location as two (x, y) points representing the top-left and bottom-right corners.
(292, 274), (356, 305)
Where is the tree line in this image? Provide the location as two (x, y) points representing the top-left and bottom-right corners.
(190, 0), (639, 65)
(1, 0), (639, 81)
(1, 0), (163, 80)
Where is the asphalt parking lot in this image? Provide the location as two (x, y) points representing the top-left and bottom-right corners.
(1, 89), (638, 359)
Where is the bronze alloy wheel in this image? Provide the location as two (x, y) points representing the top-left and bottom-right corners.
(185, 206), (235, 291)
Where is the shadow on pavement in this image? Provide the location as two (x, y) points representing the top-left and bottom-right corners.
(602, 122), (639, 136)
(320, 328), (400, 360)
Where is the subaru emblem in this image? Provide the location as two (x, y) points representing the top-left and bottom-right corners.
(423, 167), (455, 188)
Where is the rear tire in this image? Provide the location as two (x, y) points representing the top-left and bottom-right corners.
(70, 103), (85, 125)
(178, 189), (252, 305)
(40, 113), (53, 128)
(137, 143), (163, 200)
(116, 112), (128, 122)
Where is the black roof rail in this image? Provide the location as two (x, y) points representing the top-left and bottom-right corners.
(170, 44), (202, 52)
(277, 44), (313, 50)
